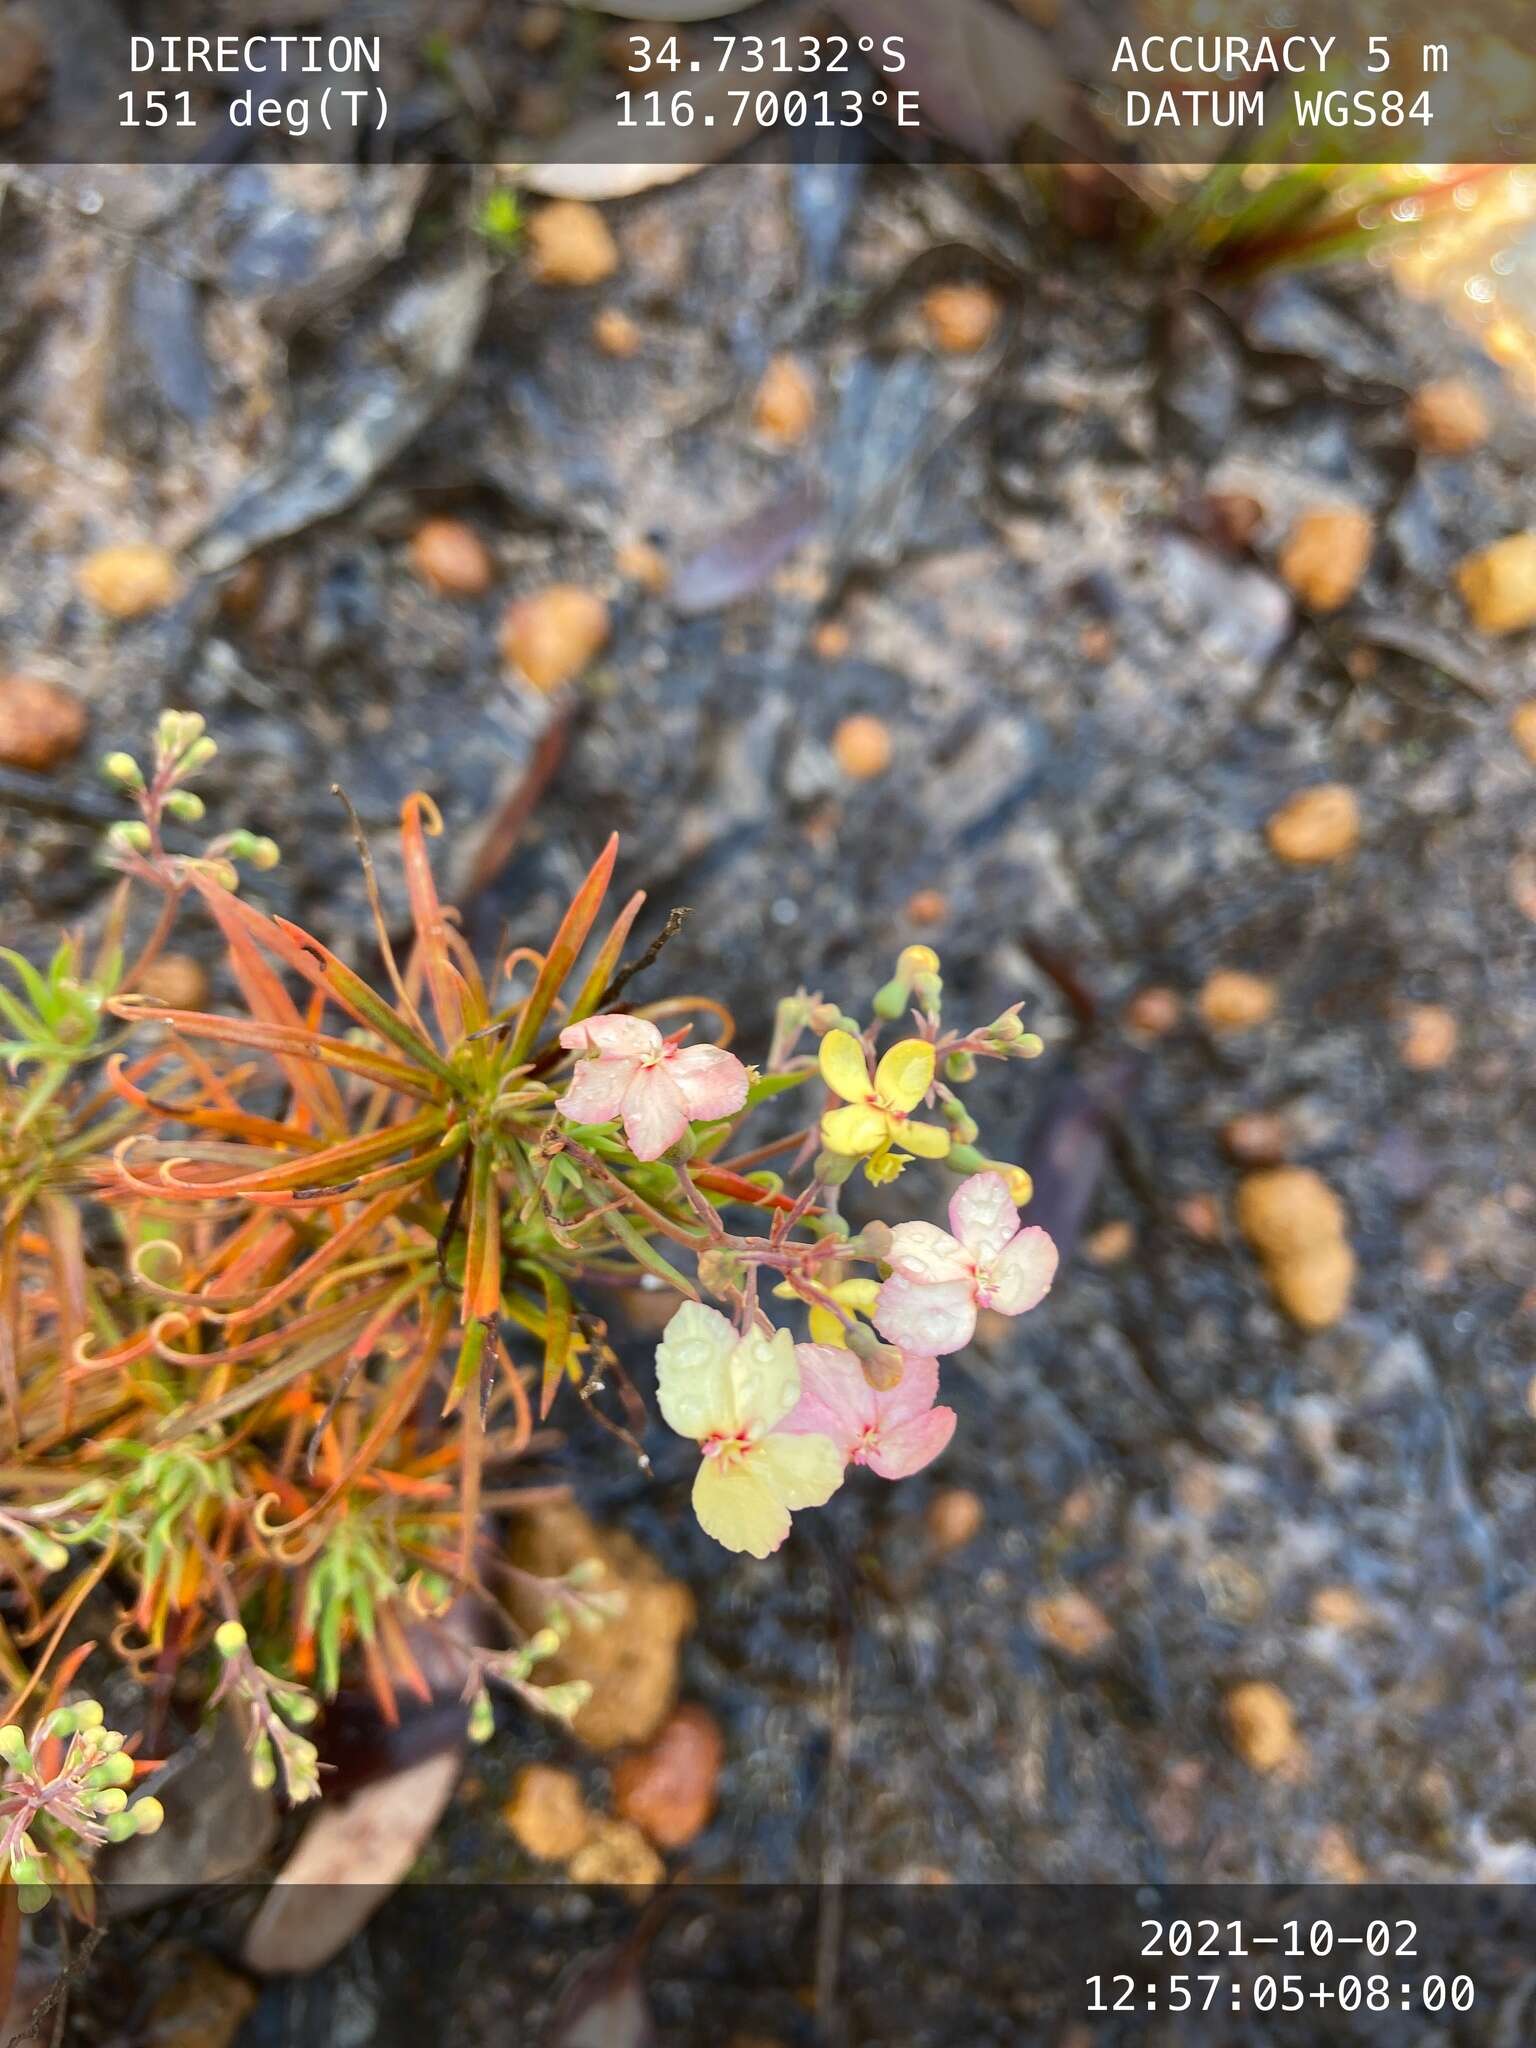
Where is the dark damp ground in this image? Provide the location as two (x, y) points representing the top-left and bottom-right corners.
(4, 154), (1536, 2044)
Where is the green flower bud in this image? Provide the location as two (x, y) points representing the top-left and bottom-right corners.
(96, 1751), (135, 1788)
(944, 1143), (987, 1176)
(43, 1707), (78, 1741)
(10, 1855), (44, 1888)
(106, 820), (152, 856)
(17, 1883), (50, 1915)
(851, 1219), (893, 1262)
(127, 1795), (164, 1836)
(225, 831), (281, 871)
(74, 1699), (104, 1728)
(808, 1003), (860, 1036)
(468, 1687), (494, 1745)
(21, 1531), (70, 1573)
(0, 1724), (33, 1771)
(213, 1619), (248, 1659)
(164, 789), (206, 822)
(277, 1693), (319, 1727)
(940, 1098), (978, 1145)
(178, 736), (218, 774)
(91, 1786), (128, 1815)
(871, 976), (910, 1022)
(697, 1247), (748, 1297)
(528, 1626), (561, 1662)
(537, 1680), (592, 1723)
(943, 1049), (977, 1084)
(103, 1812), (138, 1845)
(250, 1737), (277, 1792)
(814, 1147), (857, 1188)
(102, 751), (143, 789)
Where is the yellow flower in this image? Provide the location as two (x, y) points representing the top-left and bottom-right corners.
(807, 1277), (880, 1348)
(818, 1032), (950, 1163)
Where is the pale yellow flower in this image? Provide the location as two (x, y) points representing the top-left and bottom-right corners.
(654, 1304), (843, 1558)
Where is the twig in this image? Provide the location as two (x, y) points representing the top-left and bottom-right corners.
(4, 1923), (104, 2048)
(593, 907), (690, 1014)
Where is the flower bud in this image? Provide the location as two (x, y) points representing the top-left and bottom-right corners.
(814, 1147), (856, 1188)
(214, 1619), (248, 1658)
(772, 994), (811, 1039)
(538, 1681), (592, 1722)
(164, 789), (206, 822)
(89, 1751), (134, 1788)
(808, 1002), (861, 1036)
(103, 1812), (138, 1844)
(179, 736), (218, 774)
(983, 1161), (1033, 1206)
(468, 1687), (495, 1744)
(127, 1795), (164, 1836)
(850, 1219), (893, 1263)
(223, 830), (280, 870)
(278, 1693), (319, 1727)
(43, 1707), (78, 1741)
(529, 1626), (561, 1662)
(871, 976), (911, 1022)
(17, 1883), (51, 1914)
(251, 1737), (277, 1791)
(21, 1530), (70, 1573)
(107, 819), (152, 856)
(697, 1247), (748, 1296)
(943, 1049), (977, 1084)
(9, 1855), (43, 1888)
(943, 1142), (987, 1175)
(74, 1699), (104, 1729)
(860, 1342), (906, 1391)
(102, 751), (143, 789)
(0, 1724), (33, 1772)
(91, 1786), (128, 1815)
(940, 1097), (978, 1144)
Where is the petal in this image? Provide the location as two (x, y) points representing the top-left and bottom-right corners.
(556, 1056), (637, 1126)
(559, 1014), (661, 1059)
(876, 1350), (941, 1429)
(819, 1029), (872, 1104)
(984, 1226), (1059, 1316)
(783, 1343), (875, 1453)
(806, 1304), (848, 1347)
(668, 1043), (750, 1122)
(832, 1278), (881, 1317)
(619, 1067), (689, 1160)
(867, 1405), (956, 1481)
(873, 1038), (934, 1115)
(885, 1222), (970, 1285)
(896, 1117), (951, 1159)
(754, 1431), (844, 1511)
(948, 1171), (1019, 1265)
(727, 1323), (801, 1434)
(654, 1301), (738, 1439)
(693, 1458), (790, 1559)
(821, 1103), (889, 1156)
(874, 1273), (977, 1356)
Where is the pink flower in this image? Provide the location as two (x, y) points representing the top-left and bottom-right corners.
(873, 1170), (1057, 1357)
(782, 1343), (955, 1480)
(557, 1013), (748, 1161)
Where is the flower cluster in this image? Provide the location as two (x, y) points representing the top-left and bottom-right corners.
(648, 1169), (1053, 1557)
(1, 709), (1056, 1854)
(0, 1701), (163, 1913)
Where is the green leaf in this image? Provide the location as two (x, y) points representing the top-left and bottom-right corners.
(745, 1067), (817, 1107)
(600, 1204), (699, 1300)
(538, 1269), (574, 1421)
